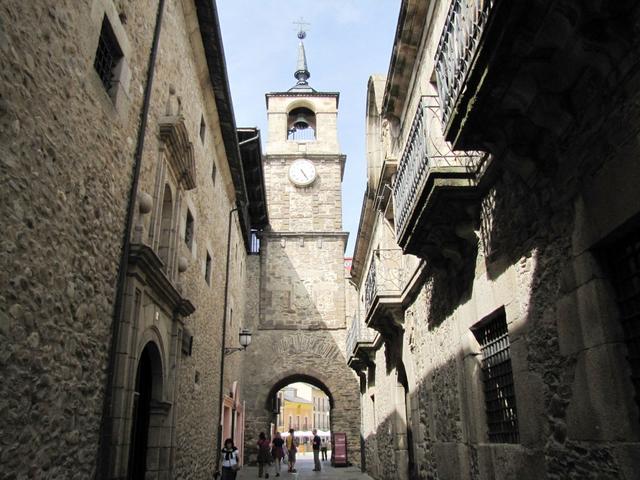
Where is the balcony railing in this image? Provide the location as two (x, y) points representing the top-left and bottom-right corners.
(393, 96), (483, 242)
(346, 314), (376, 359)
(363, 248), (404, 317)
(434, 0), (498, 133)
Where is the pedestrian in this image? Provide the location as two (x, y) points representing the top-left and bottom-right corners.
(285, 428), (298, 473)
(320, 438), (327, 461)
(257, 432), (271, 478)
(271, 431), (285, 477)
(311, 429), (321, 471)
(218, 438), (240, 480)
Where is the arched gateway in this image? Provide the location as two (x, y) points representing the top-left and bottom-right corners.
(240, 28), (361, 465)
(242, 331), (360, 465)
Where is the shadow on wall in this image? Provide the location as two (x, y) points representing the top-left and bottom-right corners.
(258, 238), (344, 330)
(363, 167), (640, 479)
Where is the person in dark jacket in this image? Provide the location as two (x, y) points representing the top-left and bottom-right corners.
(271, 431), (285, 477)
(257, 432), (271, 478)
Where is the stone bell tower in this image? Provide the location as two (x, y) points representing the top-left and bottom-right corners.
(242, 26), (361, 465)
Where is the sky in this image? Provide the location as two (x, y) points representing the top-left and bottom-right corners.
(216, 0), (401, 256)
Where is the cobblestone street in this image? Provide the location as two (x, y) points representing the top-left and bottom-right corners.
(237, 453), (372, 480)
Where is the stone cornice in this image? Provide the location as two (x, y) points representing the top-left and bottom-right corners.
(128, 243), (195, 317)
(260, 231), (349, 239)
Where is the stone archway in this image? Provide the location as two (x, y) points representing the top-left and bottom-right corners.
(241, 330), (361, 466)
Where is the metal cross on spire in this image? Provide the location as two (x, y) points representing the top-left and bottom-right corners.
(291, 17), (312, 89)
(293, 17), (310, 39)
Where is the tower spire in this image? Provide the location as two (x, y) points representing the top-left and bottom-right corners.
(291, 18), (314, 91)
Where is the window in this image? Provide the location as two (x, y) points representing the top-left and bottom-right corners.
(211, 161), (217, 185)
(606, 227), (640, 416)
(200, 115), (206, 143)
(205, 251), (212, 285)
(288, 416), (292, 428)
(94, 16), (123, 93)
(472, 309), (519, 443)
(184, 209), (194, 249)
(304, 417), (308, 430)
(296, 416), (300, 429)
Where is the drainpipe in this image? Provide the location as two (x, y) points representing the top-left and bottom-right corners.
(214, 204), (239, 478)
(95, 1), (166, 478)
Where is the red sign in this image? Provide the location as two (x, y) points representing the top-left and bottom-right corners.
(331, 432), (347, 467)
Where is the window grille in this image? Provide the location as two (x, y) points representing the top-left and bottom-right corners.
(472, 310), (519, 443)
(606, 228), (640, 415)
(94, 16), (123, 92)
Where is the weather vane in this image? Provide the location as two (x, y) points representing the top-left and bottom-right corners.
(293, 17), (310, 39)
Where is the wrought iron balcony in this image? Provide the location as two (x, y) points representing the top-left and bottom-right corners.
(434, 0), (497, 140)
(393, 96), (486, 266)
(346, 314), (377, 372)
(434, 0), (639, 154)
(363, 248), (405, 333)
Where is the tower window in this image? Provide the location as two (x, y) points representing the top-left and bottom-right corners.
(472, 309), (519, 443)
(185, 209), (194, 249)
(606, 226), (640, 418)
(205, 251), (212, 285)
(94, 16), (123, 93)
(211, 161), (217, 185)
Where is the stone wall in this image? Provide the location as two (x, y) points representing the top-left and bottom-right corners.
(0, 0), (153, 477)
(259, 234), (347, 330)
(0, 1), (252, 478)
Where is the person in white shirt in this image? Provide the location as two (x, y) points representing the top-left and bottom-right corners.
(219, 438), (240, 479)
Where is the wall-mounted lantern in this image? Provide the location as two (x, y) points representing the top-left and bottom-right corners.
(224, 328), (252, 355)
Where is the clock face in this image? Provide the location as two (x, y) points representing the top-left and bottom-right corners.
(288, 159), (317, 186)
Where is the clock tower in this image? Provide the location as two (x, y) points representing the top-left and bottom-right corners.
(260, 27), (347, 329)
(242, 26), (360, 464)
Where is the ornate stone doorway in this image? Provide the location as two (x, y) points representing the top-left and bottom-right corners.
(128, 342), (163, 479)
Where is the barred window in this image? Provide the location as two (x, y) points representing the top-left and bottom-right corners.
(606, 227), (640, 417)
(472, 309), (519, 443)
(94, 16), (123, 93)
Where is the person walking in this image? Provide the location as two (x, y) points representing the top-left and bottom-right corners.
(271, 431), (285, 477)
(285, 428), (298, 473)
(218, 438), (240, 480)
(311, 429), (321, 471)
(320, 438), (327, 461)
(257, 432), (271, 478)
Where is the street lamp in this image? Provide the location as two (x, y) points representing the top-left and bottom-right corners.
(224, 328), (252, 355)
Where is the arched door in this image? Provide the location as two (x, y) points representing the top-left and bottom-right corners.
(128, 343), (160, 479)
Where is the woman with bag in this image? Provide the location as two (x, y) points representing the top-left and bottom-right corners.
(219, 438), (240, 480)
(257, 432), (271, 478)
(271, 431), (285, 477)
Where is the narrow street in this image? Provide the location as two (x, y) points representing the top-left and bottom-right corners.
(237, 453), (372, 480)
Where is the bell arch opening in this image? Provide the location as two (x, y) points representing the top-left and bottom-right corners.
(287, 107), (316, 141)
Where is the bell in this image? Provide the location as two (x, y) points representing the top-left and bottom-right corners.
(292, 114), (310, 130)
